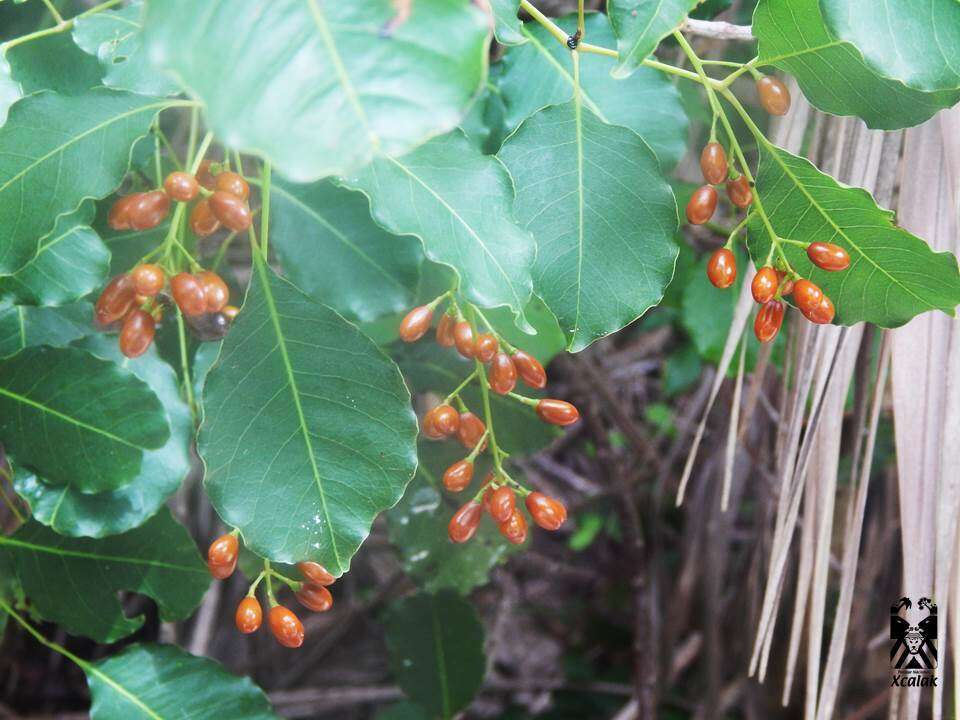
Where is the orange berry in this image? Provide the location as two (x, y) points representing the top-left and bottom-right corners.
(474, 333), (498, 363)
(107, 194), (140, 231)
(196, 270), (230, 313)
(488, 352), (517, 395)
(488, 486), (515, 523)
(163, 171), (199, 202)
(128, 190), (171, 230)
(207, 533), (238, 580)
(296, 583), (333, 613)
(443, 460), (474, 492)
(119, 309), (155, 358)
(806, 242), (850, 271)
(525, 492), (567, 531)
(297, 561), (335, 586)
(754, 300), (784, 343)
(498, 509), (528, 545)
(457, 412), (487, 450)
(130, 264), (165, 297)
(751, 266), (778, 304)
(535, 399), (580, 426)
(792, 279), (823, 316)
(707, 248), (737, 289)
(209, 191), (252, 232)
(757, 76), (791, 116)
(171, 273), (207, 316)
(686, 185), (718, 225)
(268, 605), (304, 648)
(189, 198), (221, 237)
(448, 501), (483, 543)
(806, 294), (835, 324)
(726, 175), (753, 208)
(512, 350), (547, 389)
(94, 273), (136, 327)
(235, 597), (263, 634)
(399, 306), (433, 342)
(196, 159), (217, 190)
(214, 171), (249, 201)
(435, 313), (456, 347)
(700, 142), (728, 185)
(453, 321), (475, 359)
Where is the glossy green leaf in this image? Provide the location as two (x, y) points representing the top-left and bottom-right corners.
(0, 301), (90, 357)
(269, 179), (422, 322)
(746, 144), (960, 327)
(395, 340), (558, 455)
(0, 89), (174, 276)
(821, 0), (960, 94)
(0, 346), (169, 492)
(608, 0), (700, 78)
(499, 101), (678, 352)
(0, 33), (104, 125)
(87, 644), (278, 720)
(489, 0), (525, 45)
(498, 13), (689, 169)
(14, 336), (190, 538)
(343, 130), (535, 330)
(199, 258), (418, 570)
(387, 443), (517, 594)
(1, 509), (208, 642)
(753, 0), (960, 130)
(0, 202), (109, 306)
(376, 702), (431, 720)
(73, 1), (179, 97)
(144, 0), (488, 182)
(384, 591), (486, 719)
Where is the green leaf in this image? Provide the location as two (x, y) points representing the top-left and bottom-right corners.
(269, 179), (422, 322)
(387, 443), (518, 594)
(376, 702), (432, 720)
(343, 130), (535, 330)
(73, 1), (180, 97)
(86, 644), (278, 719)
(2, 509), (209, 642)
(608, 0), (699, 78)
(0, 33), (104, 124)
(498, 13), (689, 169)
(489, 0), (525, 45)
(0, 202), (109, 306)
(199, 258), (418, 570)
(499, 101), (679, 352)
(395, 340), (558, 455)
(0, 346), (169, 492)
(14, 336), (191, 538)
(0, 89), (175, 276)
(384, 591), (486, 719)
(0, 301), (91, 357)
(746, 144), (960, 326)
(143, 0), (489, 182)
(821, 0), (960, 94)
(753, 0), (960, 130)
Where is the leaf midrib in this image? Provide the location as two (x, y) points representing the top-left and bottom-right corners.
(385, 155), (527, 314)
(0, 535), (208, 574)
(253, 257), (343, 572)
(431, 599), (452, 719)
(0, 385), (148, 451)
(0, 99), (177, 197)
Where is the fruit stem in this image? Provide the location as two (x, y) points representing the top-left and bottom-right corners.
(673, 31), (724, 126)
(506, 391), (539, 408)
(247, 571), (266, 598)
(176, 310), (197, 418)
(471, 308), (506, 472)
(719, 57), (759, 89)
(778, 237), (810, 248)
(576, 0), (585, 38)
(426, 290), (452, 312)
(443, 369), (478, 406)
(466, 431), (489, 462)
(269, 570), (302, 591)
(470, 304), (516, 353)
(264, 560), (277, 607)
(726, 213), (752, 248)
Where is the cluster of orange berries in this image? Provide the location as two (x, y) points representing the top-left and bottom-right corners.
(94, 265), (236, 357)
(398, 301), (577, 546)
(207, 533), (336, 649)
(108, 163), (253, 237)
(706, 241), (850, 344)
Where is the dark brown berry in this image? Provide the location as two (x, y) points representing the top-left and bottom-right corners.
(185, 312), (230, 341)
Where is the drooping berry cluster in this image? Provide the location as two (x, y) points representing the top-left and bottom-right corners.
(208, 533), (336, 649)
(399, 297), (577, 547)
(94, 265), (236, 357)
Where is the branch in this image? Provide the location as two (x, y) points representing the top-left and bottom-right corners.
(681, 18), (753, 41)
